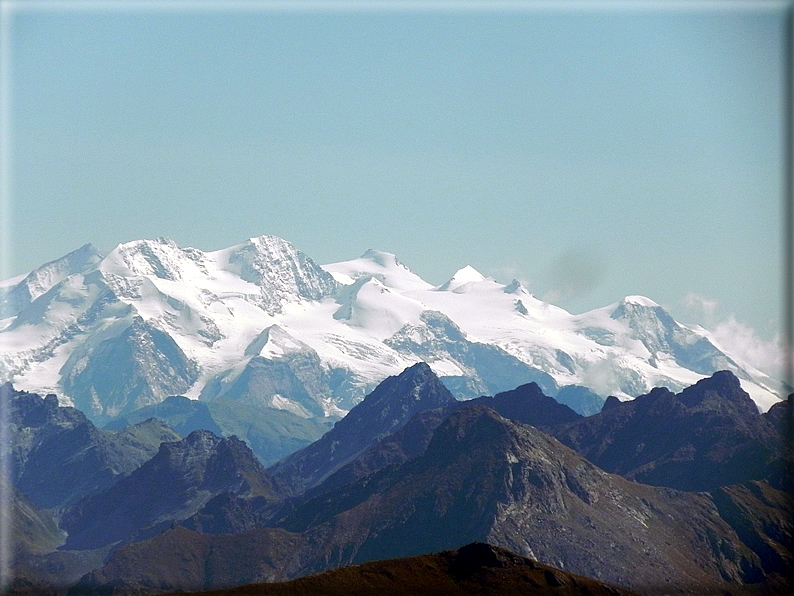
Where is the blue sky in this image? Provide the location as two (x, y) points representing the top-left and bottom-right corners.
(3, 1), (788, 371)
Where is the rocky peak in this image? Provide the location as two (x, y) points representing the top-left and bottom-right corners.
(610, 295), (671, 331)
(679, 370), (759, 415)
(354, 362), (454, 412)
(386, 311), (469, 350)
(550, 371), (780, 491)
(329, 362), (456, 445)
(764, 393), (792, 437)
(60, 428), (276, 550)
(101, 237), (207, 282)
(438, 265), (486, 291)
(157, 429), (220, 464)
(6, 384), (87, 434)
(503, 279), (525, 294)
(225, 235), (338, 313)
(268, 363), (456, 493)
(244, 325), (312, 358)
(425, 405), (519, 456)
(9, 385), (180, 509)
(631, 386), (677, 412)
(469, 382), (582, 429)
(601, 395), (623, 411)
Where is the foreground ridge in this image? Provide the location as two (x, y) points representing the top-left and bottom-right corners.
(167, 543), (640, 596)
(7, 369), (792, 595)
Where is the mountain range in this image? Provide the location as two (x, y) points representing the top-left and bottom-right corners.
(0, 236), (784, 427)
(6, 364), (791, 595)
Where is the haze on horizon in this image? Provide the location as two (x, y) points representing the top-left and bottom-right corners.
(4, 1), (787, 377)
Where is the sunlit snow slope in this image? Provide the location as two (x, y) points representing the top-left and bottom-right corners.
(0, 236), (783, 421)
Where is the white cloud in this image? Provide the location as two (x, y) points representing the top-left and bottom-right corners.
(711, 315), (785, 381)
(682, 292), (718, 322)
(680, 293), (786, 381)
(579, 353), (623, 397)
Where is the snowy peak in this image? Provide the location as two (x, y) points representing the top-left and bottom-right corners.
(333, 276), (425, 339)
(220, 235), (338, 314)
(100, 237), (208, 282)
(621, 295), (660, 308)
(244, 325), (312, 358)
(323, 249), (433, 292)
(0, 243), (103, 318)
(602, 296), (749, 386)
(0, 235), (783, 417)
(438, 265), (486, 292)
(603, 295), (665, 325)
(360, 249), (402, 269)
(25, 243), (103, 298)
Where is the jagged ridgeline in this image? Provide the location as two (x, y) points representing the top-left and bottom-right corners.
(5, 366), (792, 595)
(0, 236), (785, 427)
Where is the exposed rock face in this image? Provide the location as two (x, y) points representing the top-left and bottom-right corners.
(204, 357), (327, 418)
(551, 371), (784, 491)
(78, 406), (773, 595)
(765, 394), (792, 439)
(1, 479), (64, 556)
(6, 383), (181, 509)
(302, 404), (457, 500)
(62, 317), (200, 420)
(7, 368), (791, 596)
(279, 406), (764, 592)
(297, 381), (581, 502)
(225, 235), (339, 314)
(386, 310), (558, 397)
(180, 493), (274, 536)
(610, 297), (744, 377)
(710, 481), (793, 580)
(199, 325), (344, 418)
(268, 362), (456, 494)
(468, 382), (582, 429)
(61, 431), (279, 550)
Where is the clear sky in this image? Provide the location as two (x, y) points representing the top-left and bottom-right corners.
(3, 1), (788, 375)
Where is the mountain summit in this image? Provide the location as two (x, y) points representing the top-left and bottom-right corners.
(268, 362), (455, 493)
(0, 235), (783, 422)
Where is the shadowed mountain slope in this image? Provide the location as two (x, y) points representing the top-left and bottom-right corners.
(104, 395), (334, 466)
(78, 406), (777, 595)
(294, 381), (580, 505)
(468, 382), (582, 428)
(551, 371), (784, 491)
(61, 430), (279, 550)
(6, 383), (181, 509)
(267, 362), (456, 494)
(163, 543), (639, 596)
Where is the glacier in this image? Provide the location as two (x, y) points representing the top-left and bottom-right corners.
(0, 235), (784, 422)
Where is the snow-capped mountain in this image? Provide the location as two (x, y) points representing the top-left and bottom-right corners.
(0, 235), (783, 421)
